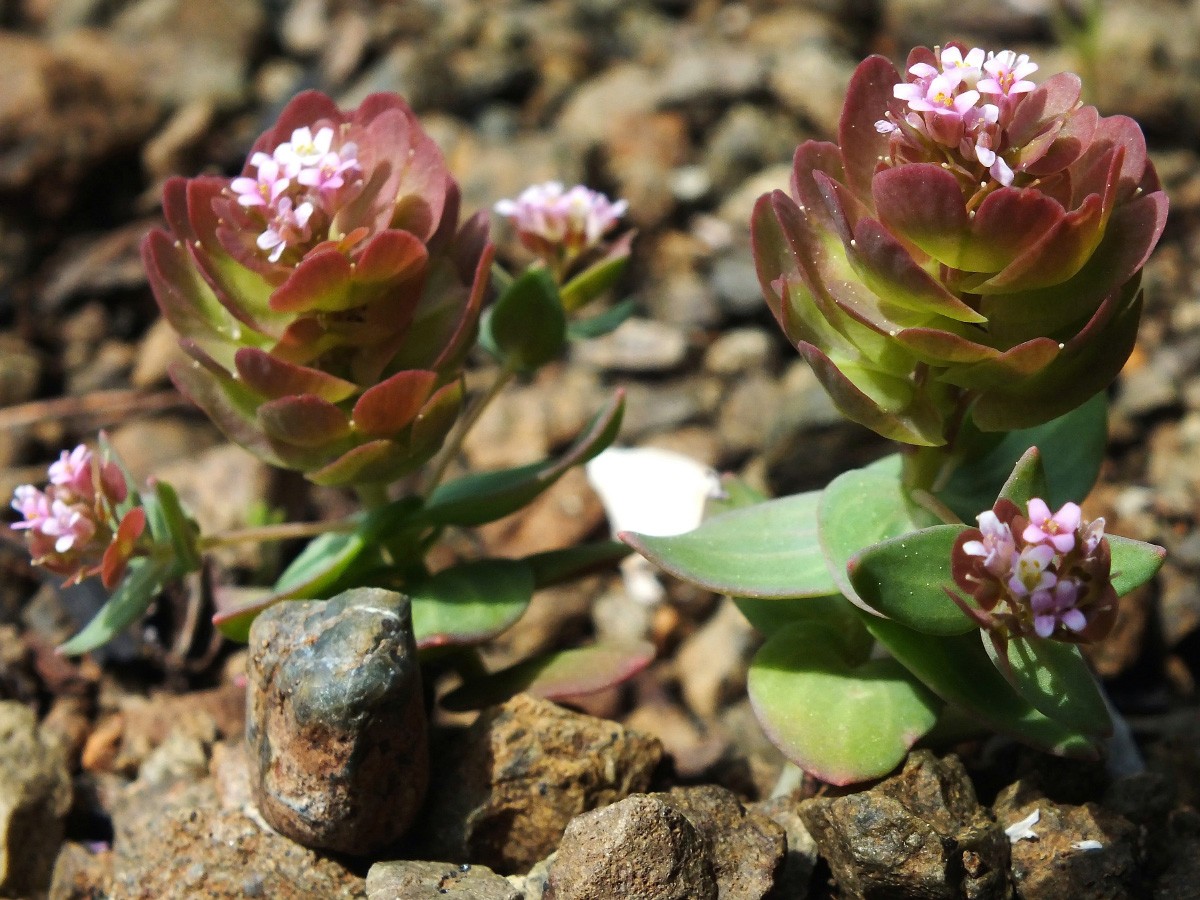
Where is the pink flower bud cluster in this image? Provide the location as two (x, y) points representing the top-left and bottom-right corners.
(230, 126), (363, 263)
(494, 182), (627, 267)
(876, 45), (1039, 187)
(10, 445), (145, 588)
(950, 497), (1116, 643)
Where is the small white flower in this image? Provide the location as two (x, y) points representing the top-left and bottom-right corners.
(1005, 808), (1040, 842)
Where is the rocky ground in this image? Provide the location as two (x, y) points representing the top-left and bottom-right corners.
(3, 0), (1200, 897)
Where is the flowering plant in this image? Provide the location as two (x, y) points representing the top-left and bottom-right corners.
(11, 92), (649, 705)
(626, 45), (1167, 784)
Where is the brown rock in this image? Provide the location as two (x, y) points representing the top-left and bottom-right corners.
(994, 781), (1143, 900)
(49, 842), (114, 900)
(751, 795), (820, 900)
(247, 587), (427, 855)
(366, 860), (520, 900)
(653, 785), (786, 900)
(423, 693), (663, 873)
(111, 777), (365, 899)
(0, 701), (73, 897)
(545, 795), (717, 900)
(800, 751), (1010, 900)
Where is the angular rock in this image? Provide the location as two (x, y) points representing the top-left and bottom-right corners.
(800, 751), (1010, 900)
(366, 860), (520, 900)
(993, 781), (1143, 900)
(247, 587), (427, 855)
(49, 842), (114, 900)
(751, 795), (819, 900)
(653, 785), (785, 900)
(544, 794), (717, 900)
(111, 776), (365, 898)
(0, 702), (73, 897)
(423, 693), (663, 873)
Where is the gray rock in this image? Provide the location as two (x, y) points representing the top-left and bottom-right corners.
(544, 795), (717, 900)
(750, 795), (820, 900)
(366, 860), (520, 900)
(800, 751), (1010, 900)
(0, 701), (73, 897)
(422, 693), (663, 873)
(247, 587), (427, 855)
(704, 328), (778, 377)
(653, 785), (786, 900)
(571, 318), (690, 374)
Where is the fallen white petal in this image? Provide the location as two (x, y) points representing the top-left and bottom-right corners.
(1072, 840), (1103, 851)
(1005, 808), (1040, 842)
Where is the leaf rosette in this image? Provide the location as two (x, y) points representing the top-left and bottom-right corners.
(143, 91), (491, 486)
(752, 45), (1168, 445)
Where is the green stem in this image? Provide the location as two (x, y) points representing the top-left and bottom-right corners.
(423, 365), (516, 492)
(355, 483), (390, 510)
(197, 518), (357, 550)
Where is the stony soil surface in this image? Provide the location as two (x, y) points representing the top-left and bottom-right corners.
(3, 0), (1200, 898)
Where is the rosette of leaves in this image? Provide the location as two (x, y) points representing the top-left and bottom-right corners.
(143, 91), (491, 487)
(751, 46), (1168, 445)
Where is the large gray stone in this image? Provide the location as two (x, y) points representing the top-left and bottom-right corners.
(247, 587), (427, 855)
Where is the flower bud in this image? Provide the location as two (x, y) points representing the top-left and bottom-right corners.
(494, 181), (627, 272)
(144, 92), (492, 486)
(752, 44), (1168, 444)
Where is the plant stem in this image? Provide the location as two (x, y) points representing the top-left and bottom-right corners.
(197, 518), (356, 550)
(355, 483), (390, 510)
(423, 366), (515, 492)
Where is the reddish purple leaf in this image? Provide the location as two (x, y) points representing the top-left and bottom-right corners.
(269, 248), (354, 313)
(873, 165), (971, 268)
(839, 55), (900, 204)
(352, 369), (438, 437)
(257, 395), (351, 447)
(354, 229), (429, 282)
(1007, 73), (1083, 149)
(234, 347), (358, 402)
(306, 439), (399, 486)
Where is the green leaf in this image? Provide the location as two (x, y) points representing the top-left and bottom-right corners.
(622, 489), (835, 599)
(734, 594), (873, 661)
(145, 481), (202, 575)
(440, 640), (655, 710)
(523, 541), (631, 588)
(481, 267), (567, 371)
(937, 392), (1107, 521)
(847, 525), (976, 635)
(996, 447), (1048, 509)
(59, 557), (174, 655)
(818, 455), (926, 612)
(1109, 534), (1166, 597)
(567, 298), (637, 340)
(559, 234), (632, 312)
(704, 474), (769, 518)
(747, 621), (940, 785)
(860, 612), (1101, 758)
(412, 559), (535, 650)
(984, 634), (1111, 735)
(421, 391), (624, 527)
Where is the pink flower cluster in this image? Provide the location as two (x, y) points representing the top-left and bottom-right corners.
(230, 126), (362, 263)
(10, 445), (144, 588)
(876, 45), (1039, 187)
(951, 497), (1116, 643)
(494, 182), (627, 266)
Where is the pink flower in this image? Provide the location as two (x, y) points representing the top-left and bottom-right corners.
(963, 509), (1016, 577)
(940, 46), (985, 81)
(1008, 544), (1057, 598)
(10, 485), (51, 529)
(47, 444), (96, 497)
(295, 142), (360, 195)
(39, 499), (95, 554)
(275, 126), (335, 176)
(1023, 499), (1081, 553)
(230, 153), (290, 210)
(896, 72), (979, 118)
(256, 197), (315, 263)
(1031, 579), (1087, 638)
(494, 182), (628, 261)
(979, 50), (1038, 97)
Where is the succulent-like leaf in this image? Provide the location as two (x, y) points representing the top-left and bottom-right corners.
(839, 55), (900, 202)
(234, 348), (357, 402)
(269, 249), (354, 313)
(996, 447), (1049, 508)
(352, 369), (438, 437)
(411, 559), (535, 650)
(748, 621), (940, 785)
(483, 267), (567, 371)
(622, 489), (834, 599)
(59, 556), (174, 656)
(440, 640), (655, 711)
(983, 633), (1111, 736)
(567, 298), (638, 341)
(257, 395), (351, 448)
(861, 613), (1101, 758)
(559, 232), (633, 312)
(1108, 535), (1166, 597)
(847, 525), (977, 635)
(936, 393), (1107, 521)
(734, 594), (873, 661)
(143, 480), (202, 575)
(523, 541), (632, 588)
(421, 390), (623, 527)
